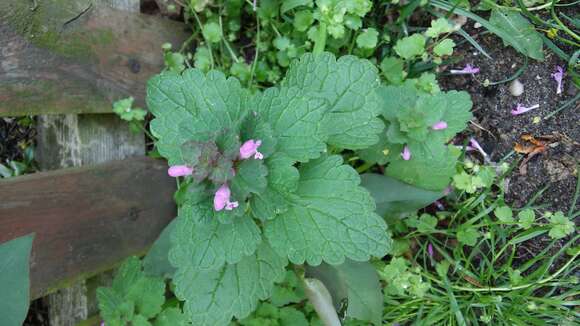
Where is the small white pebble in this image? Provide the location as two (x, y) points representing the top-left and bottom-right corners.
(535, 75), (541, 80)
(474, 22), (482, 29)
(511, 63), (516, 69)
(509, 79), (524, 97)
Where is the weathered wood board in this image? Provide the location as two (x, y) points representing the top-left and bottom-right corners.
(0, 0), (188, 116)
(0, 157), (176, 299)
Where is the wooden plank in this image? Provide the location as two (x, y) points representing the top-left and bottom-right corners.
(0, 157), (176, 300)
(0, 0), (188, 116)
(39, 1), (149, 324)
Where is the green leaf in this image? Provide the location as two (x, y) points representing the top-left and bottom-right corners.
(170, 205), (262, 271)
(394, 34), (426, 60)
(0, 234), (34, 326)
(282, 53), (384, 150)
(433, 39), (455, 57)
(173, 242), (287, 325)
(517, 209), (535, 229)
(294, 10), (314, 32)
(270, 271), (305, 307)
(494, 206), (514, 223)
(360, 174), (442, 217)
(425, 18), (454, 38)
(255, 86), (327, 162)
(279, 307), (309, 326)
(98, 257), (166, 322)
(548, 211), (574, 239)
(231, 159), (268, 200)
(113, 97), (147, 122)
(143, 219), (178, 279)
(265, 155), (391, 265)
(202, 21), (222, 43)
(306, 259), (383, 325)
(147, 69), (248, 164)
(457, 227), (479, 246)
(251, 154), (300, 221)
(281, 0), (313, 13)
(380, 57), (405, 85)
(489, 8), (544, 61)
(416, 214), (438, 233)
(385, 142), (459, 191)
(356, 28), (379, 49)
(154, 308), (191, 326)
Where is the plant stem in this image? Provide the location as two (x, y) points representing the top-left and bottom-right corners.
(313, 23), (327, 54)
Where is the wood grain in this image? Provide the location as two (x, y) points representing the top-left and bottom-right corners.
(0, 0), (188, 116)
(0, 157), (176, 299)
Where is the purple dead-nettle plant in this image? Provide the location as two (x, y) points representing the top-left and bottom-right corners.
(146, 53), (394, 325)
(450, 64), (480, 75)
(511, 103), (539, 116)
(551, 66), (564, 94)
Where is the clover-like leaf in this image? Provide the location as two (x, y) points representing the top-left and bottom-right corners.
(282, 53), (384, 149)
(265, 155), (391, 265)
(170, 205), (262, 271)
(97, 257), (166, 323)
(173, 242), (287, 325)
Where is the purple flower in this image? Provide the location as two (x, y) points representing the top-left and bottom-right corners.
(443, 185), (453, 196)
(401, 145), (411, 160)
(213, 184), (239, 211)
(240, 139), (264, 160)
(511, 103), (539, 116)
(432, 121), (448, 130)
(450, 64), (480, 75)
(551, 66), (564, 94)
(469, 138), (488, 159)
(168, 165), (193, 177)
(428, 243), (434, 257)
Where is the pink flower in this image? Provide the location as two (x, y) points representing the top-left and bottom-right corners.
(469, 138), (488, 159)
(239, 139), (264, 160)
(427, 243), (434, 257)
(551, 66), (564, 94)
(443, 185), (453, 196)
(168, 165), (193, 177)
(213, 184), (238, 211)
(401, 146), (411, 161)
(511, 103), (539, 116)
(432, 121), (448, 130)
(450, 64), (480, 75)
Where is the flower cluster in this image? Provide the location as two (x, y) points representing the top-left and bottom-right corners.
(166, 139), (263, 211)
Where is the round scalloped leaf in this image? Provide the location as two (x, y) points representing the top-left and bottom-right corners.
(169, 205), (262, 271)
(264, 155), (391, 265)
(282, 53), (384, 150)
(173, 242), (287, 325)
(147, 69), (249, 164)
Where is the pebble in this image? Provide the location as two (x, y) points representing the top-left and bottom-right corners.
(509, 79), (524, 97)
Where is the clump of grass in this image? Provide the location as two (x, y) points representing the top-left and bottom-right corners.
(378, 159), (579, 325)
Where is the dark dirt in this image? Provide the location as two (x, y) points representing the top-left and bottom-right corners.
(439, 21), (579, 267)
(0, 117), (36, 164)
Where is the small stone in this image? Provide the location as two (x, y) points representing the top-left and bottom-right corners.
(474, 22), (482, 28)
(509, 79), (524, 97)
